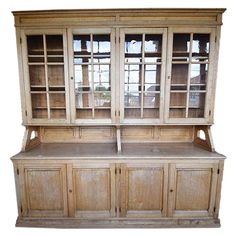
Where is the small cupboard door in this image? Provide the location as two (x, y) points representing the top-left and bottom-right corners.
(165, 28), (216, 124)
(168, 163), (218, 218)
(21, 29), (70, 124)
(68, 28), (116, 124)
(120, 28), (167, 124)
(67, 163), (116, 218)
(120, 163), (168, 218)
(20, 164), (68, 217)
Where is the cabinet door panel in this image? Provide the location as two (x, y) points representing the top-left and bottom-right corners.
(22, 165), (68, 217)
(120, 163), (168, 218)
(165, 28), (216, 124)
(168, 163), (218, 217)
(22, 29), (70, 124)
(70, 163), (116, 218)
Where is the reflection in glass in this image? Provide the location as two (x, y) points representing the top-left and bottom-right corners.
(190, 64), (208, 84)
(144, 93), (159, 107)
(74, 65), (92, 91)
(125, 93), (141, 107)
(125, 34), (142, 53)
(172, 34), (190, 59)
(125, 64), (141, 84)
(93, 35), (110, 53)
(192, 34), (209, 58)
(73, 35), (91, 54)
(170, 93), (187, 107)
(145, 34), (162, 52)
(188, 92), (205, 118)
(144, 64), (160, 84)
(94, 92), (111, 107)
(76, 93), (92, 108)
(125, 84), (140, 93)
(93, 65), (110, 84)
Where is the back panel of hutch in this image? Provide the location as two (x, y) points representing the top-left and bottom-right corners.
(11, 8), (225, 228)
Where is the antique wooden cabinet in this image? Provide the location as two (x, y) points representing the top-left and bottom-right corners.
(11, 8), (226, 228)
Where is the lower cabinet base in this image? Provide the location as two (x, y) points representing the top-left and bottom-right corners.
(16, 217), (221, 228)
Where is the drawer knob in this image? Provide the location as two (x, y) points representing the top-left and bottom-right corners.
(69, 189), (73, 193)
(170, 189), (174, 193)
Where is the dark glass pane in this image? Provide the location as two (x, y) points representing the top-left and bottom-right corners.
(27, 35), (44, 55)
(48, 65), (64, 86)
(75, 93), (92, 108)
(73, 35), (91, 56)
(125, 93), (141, 107)
(46, 35), (63, 55)
(172, 34), (190, 60)
(171, 64), (188, 85)
(29, 65), (45, 86)
(192, 34), (210, 61)
(145, 34), (162, 62)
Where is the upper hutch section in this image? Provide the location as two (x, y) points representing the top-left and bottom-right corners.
(13, 8), (225, 126)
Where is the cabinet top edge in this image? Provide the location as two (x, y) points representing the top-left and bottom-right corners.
(12, 8), (226, 16)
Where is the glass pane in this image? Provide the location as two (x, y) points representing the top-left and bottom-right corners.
(76, 109), (92, 119)
(169, 108), (186, 118)
(144, 64), (160, 84)
(192, 34), (210, 62)
(95, 109), (111, 118)
(27, 35), (44, 55)
(93, 34), (110, 53)
(125, 93), (141, 107)
(170, 93), (187, 107)
(125, 84), (141, 93)
(29, 65), (45, 86)
(145, 34), (162, 62)
(46, 35), (63, 55)
(49, 93), (65, 108)
(125, 34), (142, 62)
(74, 65), (92, 91)
(172, 34), (190, 61)
(93, 65), (110, 91)
(144, 93), (159, 108)
(31, 93), (48, 119)
(48, 65), (65, 87)
(94, 92), (111, 107)
(171, 64), (188, 85)
(125, 64), (142, 84)
(76, 93), (92, 108)
(143, 108), (159, 118)
(73, 35), (91, 56)
(125, 108), (141, 118)
(190, 64), (208, 85)
(189, 92), (205, 109)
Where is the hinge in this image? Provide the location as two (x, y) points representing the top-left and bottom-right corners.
(20, 37), (22, 44)
(217, 169), (220, 174)
(25, 110), (27, 116)
(20, 205), (23, 213)
(215, 36), (217, 43)
(115, 167), (121, 175)
(115, 207), (117, 213)
(209, 110), (211, 116)
(213, 207), (216, 212)
(119, 168), (121, 174)
(16, 168), (19, 175)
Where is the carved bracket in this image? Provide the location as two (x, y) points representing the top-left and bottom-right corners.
(22, 126), (41, 152)
(193, 126), (215, 152)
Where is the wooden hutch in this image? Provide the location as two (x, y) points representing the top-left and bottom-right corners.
(11, 8), (226, 228)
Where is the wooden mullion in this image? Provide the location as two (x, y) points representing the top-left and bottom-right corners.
(185, 33), (193, 118)
(141, 33), (145, 118)
(91, 33), (95, 119)
(43, 34), (50, 119)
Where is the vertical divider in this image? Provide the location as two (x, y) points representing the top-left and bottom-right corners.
(91, 33), (95, 118)
(141, 33), (145, 118)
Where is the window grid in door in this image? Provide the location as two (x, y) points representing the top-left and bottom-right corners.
(169, 33), (210, 119)
(27, 34), (66, 119)
(73, 34), (111, 119)
(124, 33), (163, 119)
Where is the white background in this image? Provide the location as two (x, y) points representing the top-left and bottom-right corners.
(0, 0), (235, 235)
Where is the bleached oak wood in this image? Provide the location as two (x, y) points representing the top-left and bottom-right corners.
(11, 8), (226, 228)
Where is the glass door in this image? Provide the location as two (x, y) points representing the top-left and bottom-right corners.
(22, 29), (69, 123)
(120, 28), (167, 123)
(69, 29), (115, 123)
(165, 28), (215, 123)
